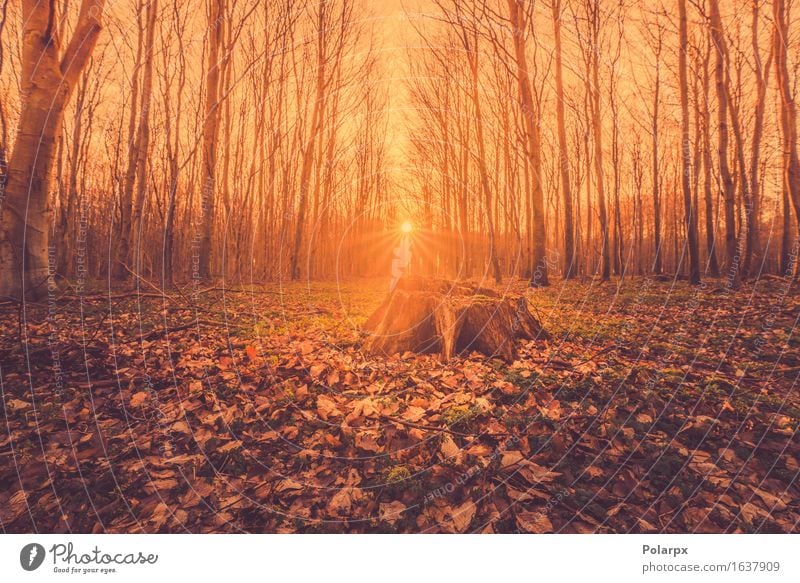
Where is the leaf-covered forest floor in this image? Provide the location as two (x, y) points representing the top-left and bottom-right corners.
(1, 276), (799, 533)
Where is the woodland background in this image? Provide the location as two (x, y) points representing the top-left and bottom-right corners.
(0, 0), (799, 294)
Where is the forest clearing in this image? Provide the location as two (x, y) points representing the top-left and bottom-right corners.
(1, 276), (798, 533)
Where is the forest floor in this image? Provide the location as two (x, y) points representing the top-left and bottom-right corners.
(1, 276), (799, 533)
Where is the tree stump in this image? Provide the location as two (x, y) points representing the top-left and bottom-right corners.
(362, 277), (548, 362)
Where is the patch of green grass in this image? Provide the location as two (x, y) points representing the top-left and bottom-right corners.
(442, 404), (482, 430)
(384, 465), (412, 484)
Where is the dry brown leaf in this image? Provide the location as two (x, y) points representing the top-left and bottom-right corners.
(275, 478), (303, 493)
(440, 434), (460, 459)
(316, 395), (340, 420)
(130, 391), (148, 407)
(516, 510), (553, 533)
(328, 487), (364, 514)
(752, 488), (787, 511)
(379, 501), (406, 524)
(501, 451), (525, 469)
(355, 431), (382, 453)
(403, 406), (426, 422)
(450, 500), (476, 533)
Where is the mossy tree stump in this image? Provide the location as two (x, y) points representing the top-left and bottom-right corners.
(362, 277), (548, 362)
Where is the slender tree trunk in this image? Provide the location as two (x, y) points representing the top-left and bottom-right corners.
(588, 2), (610, 281)
(552, 0), (576, 279)
(678, 0), (701, 284)
(508, 0), (547, 286)
(114, 3), (144, 280)
(162, 1), (186, 288)
(652, 32), (663, 275)
(780, 184), (792, 275)
(470, 66), (502, 285)
(198, 0), (224, 280)
(699, 35), (721, 277)
(709, 0), (741, 288)
(131, 0), (157, 278)
(290, 3), (327, 281)
(747, 2), (772, 277)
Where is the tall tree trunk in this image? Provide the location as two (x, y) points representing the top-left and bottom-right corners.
(508, 0), (547, 286)
(700, 34), (721, 277)
(552, 0), (576, 279)
(709, 0), (741, 288)
(470, 66), (503, 285)
(678, 0), (701, 284)
(290, 2), (328, 281)
(652, 42), (663, 275)
(114, 2), (144, 280)
(198, 0), (224, 280)
(588, 2), (610, 281)
(747, 2), (772, 277)
(780, 183), (792, 275)
(131, 0), (157, 278)
(0, 0), (105, 299)
(162, 0), (186, 288)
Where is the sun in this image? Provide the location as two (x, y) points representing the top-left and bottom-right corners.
(401, 221), (413, 234)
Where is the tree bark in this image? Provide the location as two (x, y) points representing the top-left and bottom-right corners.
(363, 276), (547, 362)
(463, 27), (502, 285)
(699, 33), (720, 277)
(114, 2), (144, 280)
(131, 0), (157, 277)
(773, 0), (800, 244)
(678, 0), (701, 284)
(746, 2), (772, 277)
(587, 1), (610, 281)
(709, 0), (741, 288)
(508, 0), (548, 287)
(652, 36), (663, 276)
(198, 0), (224, 280)
(290, 1), (328, 281)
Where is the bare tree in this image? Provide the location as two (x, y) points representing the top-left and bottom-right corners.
(507, 0), (547, 286)
(552, 0), (576, 279)
(678, 0), (701, 284)
(709, 0), (741, 288)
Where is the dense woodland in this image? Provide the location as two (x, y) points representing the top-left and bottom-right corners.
(1, 0), (799, 298)
(1, 1), (800, 535)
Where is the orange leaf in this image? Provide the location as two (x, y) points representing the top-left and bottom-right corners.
(130, 391), (148, 407)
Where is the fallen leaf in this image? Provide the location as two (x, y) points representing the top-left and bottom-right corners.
(450, 500), (476, 533)
(355, 431), (382, 453)
(403, 406), (426, 422)
(130, 392), (148, 407)
(328, 487), (364, 515)
(440, 434), (460, 459)
(316, 395), (340, 420)
(501, 451), (525, 469)
(516, 511), (553, 533)
(379, 501), (406, 524)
